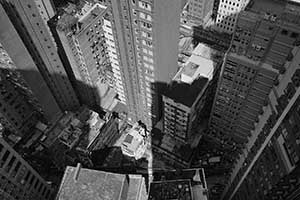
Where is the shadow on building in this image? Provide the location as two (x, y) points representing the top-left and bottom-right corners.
(149, 8), (246, 200)
(0, 2), (248, 199)
(0, 67), (128, 192)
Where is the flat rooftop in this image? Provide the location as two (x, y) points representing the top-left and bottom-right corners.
(163, 76), (208, 107)
(57, 165), (126, 200)
(77, 3), (107, 30)
(149, 180), (193, 200)
(149, 168), (208, 200)
(175, 43), (217, 83)
(56, 164), (147, 200)
(245, 0), (287, 17)
(76, 117), (105, 150)
(57, 2), (107, 34)
(113, 123), (147, 159)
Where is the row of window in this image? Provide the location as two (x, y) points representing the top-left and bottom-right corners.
(0, 143), (51, 199)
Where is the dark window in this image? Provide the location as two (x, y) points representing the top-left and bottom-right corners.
(0, 150), (10, 167)
(281, 29), (288, 35)
(291, 32), (299, 38)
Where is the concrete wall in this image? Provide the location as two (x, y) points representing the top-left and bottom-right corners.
(0, 4), (61, 122)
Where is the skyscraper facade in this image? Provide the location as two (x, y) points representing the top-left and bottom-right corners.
(208, 0), (300, 199)
(215, 0), (249, 34)
(0, 138), (54, 200)
(55, 3), (114, 110)
(0, 0), (80, 112)
(0, 3), (62, 123)
(33, 0), (56, 23)
(188, 0), (214, 26)
(98, 0), (181, 128)
(0, 66), (40, 142)
(209, 0), (300, 153)
(223, 45), (300, 200)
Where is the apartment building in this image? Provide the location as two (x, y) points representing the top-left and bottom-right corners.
(163, 43), (218, 142)
(55, 2), (119, 110)
(150, 43), (222, 169)
(33, 0), (56, 23)
(209, 0), (300, 154)
(209, 0), (300, 199)
(0, 67), (41, 143)
(102, 12), (127, 105)
(188, 0), (214, 26)
(214, 0), (249, 34)
(0, 138), (54, 200)
(0, 3), (62, 122)
(56, 164), (147, 200)
(223, 44), (300, 200)
(97, 0), (181, 128)
(0, 0), (80, 112)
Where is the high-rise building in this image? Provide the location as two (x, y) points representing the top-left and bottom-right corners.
(222, 44), (300, 200)
(54, 3), (119, 110)
(209, 0), (300, 152)
(214, 0), (249, 34)
(0, 138), (54, 200)
(98, 0), (181, 128)
(33, 0), (56, 23)
(0, 0), (80, 113)
(0, 66), (40, 143)
(162, 43), (216, 142)
(0, 3), (62, 122)
(56, 163), (147, 200)
(187, 0), (214, 26)
(208, 0), (300, 199)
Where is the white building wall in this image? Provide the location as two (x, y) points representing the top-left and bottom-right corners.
(103, 19), (127, 105)
(215, 0), (249, 34)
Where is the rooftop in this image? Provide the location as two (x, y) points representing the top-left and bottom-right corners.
(42, 107), (114, 150)
(56, 164), (147, 200)
(41, 113), (75, 147)
(163, 77), (209, 107)
(57, 2), (107, 34)
(149, 180), (193, 200)
(76, 113), (106, 150)
(57, 165), (126, 200)
(243, 0), (300, 25)
(116, 123), (147, 159)
(245, 0), (286, 15)
(149, 168), (208, 200)
(175, 43), (217, 83)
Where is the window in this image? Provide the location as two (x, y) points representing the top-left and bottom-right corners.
(140, 12), (146, 19)
(133, 9), (137, 15)
(5, 156), (16, 173)
(139, 1), (151, 11)
(144, 62), (154, 70)
(0, 150), (10, 167)
(281, 29), (288, 35)
(291, 32), (299, 38)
